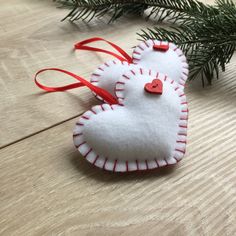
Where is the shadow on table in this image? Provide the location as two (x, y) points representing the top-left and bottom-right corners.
(69, 150), (179, 183)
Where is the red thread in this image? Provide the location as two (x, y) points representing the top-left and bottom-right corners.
(144, 41), (149, 47)
(92, 73), (100, 77)
(117, 81), (125, 85)
(82, 116), (89, 120)
(73, 133), (83, 137)
(122, 75), (130, 80)
(113, 159), (117, 172)
(90, 109), (96, 114)
(103, 158), (108, 170)
(176, 140), (186, 144)
(84, 148), (92, 158)
(34, 68), (118, 105)
(136, 160), (139, 170)
(76, 141), (86, 148)
(76, 122), (84, 126)
(93, 155), (99, 165)
(155, 159), (159, 167)
(126, 161), (129, 171)
(74, 37), (132, 63)
(138, 45), (144, 51)
(131, 70), (136, 75)
(145, 160), (149, 170)
(175, 148), (185, 154)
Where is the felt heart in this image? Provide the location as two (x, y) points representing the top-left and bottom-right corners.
(73, 68), (188, 172)
(144, 79), (163, 94)
(90, 39), (188, 101)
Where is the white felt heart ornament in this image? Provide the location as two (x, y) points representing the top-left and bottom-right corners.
(90, 40), (188, 100)
(73, 67), (188, 172)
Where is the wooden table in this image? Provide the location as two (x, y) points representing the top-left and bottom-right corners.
(1, 1), (236, 235)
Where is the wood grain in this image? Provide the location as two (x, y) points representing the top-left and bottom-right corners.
(0, 0), (154, 147)
(1, 0), (236, 235)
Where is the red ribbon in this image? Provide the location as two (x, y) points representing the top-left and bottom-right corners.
(34, 68), (119, 105)
(74, 37), (133, 63)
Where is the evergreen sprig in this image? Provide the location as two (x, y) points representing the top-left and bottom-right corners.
(56, 0), (236, 85)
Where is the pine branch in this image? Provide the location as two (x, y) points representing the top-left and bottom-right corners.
(56, 0), (236, 85)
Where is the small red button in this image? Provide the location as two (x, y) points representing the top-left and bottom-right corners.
(153, 44), (169, 52)
(145, 79), (163, 95)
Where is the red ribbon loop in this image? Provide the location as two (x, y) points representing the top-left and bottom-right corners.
(74, 37), (133, 63)
(34, 68), (119, 105)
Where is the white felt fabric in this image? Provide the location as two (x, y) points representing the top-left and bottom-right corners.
(90, 40), (188, 102)
(132, 40), (189, 86)
(90, 60), (134, 99)
(74, 68), (188, 172)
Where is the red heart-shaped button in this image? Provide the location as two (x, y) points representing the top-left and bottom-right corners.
(145, 79), (163, 94)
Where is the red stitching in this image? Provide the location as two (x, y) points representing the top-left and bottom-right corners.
(103, 158), (108, 170)
(140, 68), (143, 74)
(84, 148), (92, 158)
(164, 159), (168, 165)
(179, 93), (185, 97)
(113, 60), (117, 64)
(91, 80), (98, 83)
(152, 39), (155, 45)
(115, 89), (124, 91)
(93, 155), (99, 165)
(133, 51), (141, 55)
(138, 45), (144, 51)
(98, 67), (104, 71)
(149, 69), (151, 76)
(145, 160), (149, 170)
(131, 70), (136, 75)
(155, 159), (159, 167)
(173, 47), (178, 51)
(180, 117), (188, 120)
(176, 140), (187, 144)
(92, 73), (100, 77)
(76, 122), (84, 126)
(90, 109), (96, 114)
(73, 133), (83, 137)
(75, 70), (188, 172)
(113, 159), (117, 172)
(175, 148), (185, 154)
(173, 156), (179, 162)
(76, 141), (86, 148)
(123, 75), (130, 80)
(117, 81), (125, 85)
(136, 160), (139, 170)
(164, 75), (167, 81)
(104, 62), (110, 67)
(144, 41), (149, 47)
(156, 71), (159, 78)
(82, 115), (89, 120)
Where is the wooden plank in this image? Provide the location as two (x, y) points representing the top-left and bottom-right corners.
(0, 57), (236, 235)
(0, 0), (154, 147)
